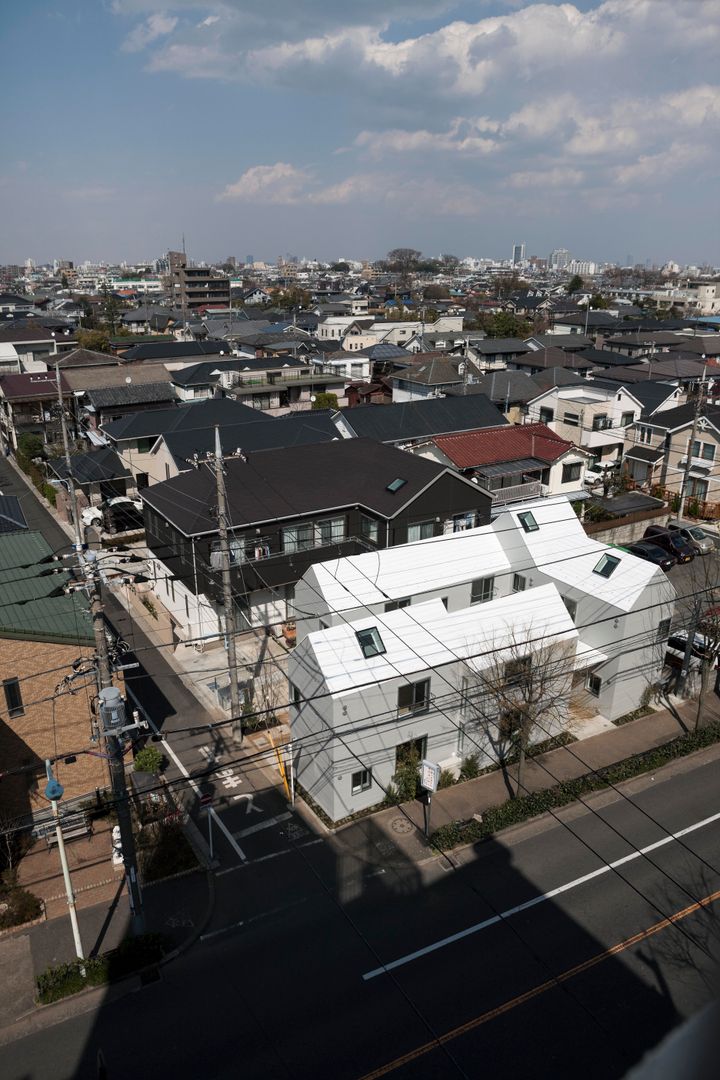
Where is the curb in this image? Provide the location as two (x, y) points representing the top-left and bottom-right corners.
(0, 868), (216, 1047)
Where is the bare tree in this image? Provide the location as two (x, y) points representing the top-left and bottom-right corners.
(463, 630), (576, 798)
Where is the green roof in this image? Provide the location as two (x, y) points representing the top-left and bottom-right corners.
(0, 532), (94, 646)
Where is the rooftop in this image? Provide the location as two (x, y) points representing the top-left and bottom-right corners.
(0, 531), (93, 645)
(434, 422), (576, 470)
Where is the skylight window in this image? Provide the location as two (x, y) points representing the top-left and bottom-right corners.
(518, 511), (539, 533)
(386, 477), (408, 493)
(593, 553), (620, 579)
(356, 626), (386, 659)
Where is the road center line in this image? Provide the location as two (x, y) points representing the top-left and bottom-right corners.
(362, 807), (720, 981)
(126, 688), (247, 863)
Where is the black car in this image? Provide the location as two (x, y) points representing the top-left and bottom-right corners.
(626, 541), (677, 571)
(642, 525), (694, 563)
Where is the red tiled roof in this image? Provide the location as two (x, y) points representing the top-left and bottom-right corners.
(433, 422), (576, 469)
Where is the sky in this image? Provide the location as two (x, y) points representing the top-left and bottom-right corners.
(2, 0), (719, 267)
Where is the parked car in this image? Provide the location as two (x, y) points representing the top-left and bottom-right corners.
(583, 462), (619, 488)
(81, 496), (143, 529)
(626, 541), (677, 571)
(664, 631), (720, 671)
(666, 521), (715, 555)
(642, 525), (695, 563)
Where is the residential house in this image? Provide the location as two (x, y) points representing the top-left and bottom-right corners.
(314, 352), (373, 384)
(219, 357), (346, 415)
(63, 364), (176, 437)
(389, 355), (466, 401)
(419, 423), (593, 508)
(140, 438), (493, 636)
(101, 397), (265, 487)
(461, 337), (531, 371)
(623, 403), (720, 504)
(0, 326), (60, 370)
(444, 371), (542, 423)
(117, 340), (230, 367)
(526, 382), (644, 467)
(0, 531), (109, 817)
(290, 497), (675, 820)
(331, 394), (507, 447)
(0, 371), (71, 450)
(47, 446), (133, 505)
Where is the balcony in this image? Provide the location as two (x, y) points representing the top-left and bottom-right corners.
(490, 481), (547, 505)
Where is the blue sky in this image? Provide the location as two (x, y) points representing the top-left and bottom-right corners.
(2, 0), (719, 267)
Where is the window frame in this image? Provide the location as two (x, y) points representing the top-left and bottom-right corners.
(587, 672), (602, 697)
(407, 521), (434, 542)
(356, 626), (386, 658)
(593, 553), (620, 579)
(471, 576), (495, 604)
(561, 461), (582, 484)
(351, 768), (372, 795)
(512, 573), (526, 593)
(518, 511), (539, 533)
(397, 679), (430, 716)
(3, 677), (23, 718)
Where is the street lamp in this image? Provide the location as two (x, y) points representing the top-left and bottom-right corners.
(44, 761), (84, 966)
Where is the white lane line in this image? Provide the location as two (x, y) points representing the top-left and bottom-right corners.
(126, 689), (247, 863)
(215, 837), (324, 875)
(233, 812), (292, 840)
(362, 807), (720, 981)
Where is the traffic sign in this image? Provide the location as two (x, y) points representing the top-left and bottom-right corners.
(199, 793), (213, 807)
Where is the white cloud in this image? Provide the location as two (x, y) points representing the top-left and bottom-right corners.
(217, 163), (311, 203)
(64, 186), (117, 201)
(122, 12), (177, 52)
(509, 167), (584, 189)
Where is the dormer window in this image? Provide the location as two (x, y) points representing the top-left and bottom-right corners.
(356, 626), (386, 658)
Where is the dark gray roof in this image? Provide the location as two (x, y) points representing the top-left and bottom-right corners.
(525, 334), (593, 351)
(162, 412), (338, 467)
(624, 446), (665, 464)
(141, 438), (468, 536)
(48, 447), (131, 486)
(472, 338), (529, 355)
(633, 402), (697, 430)
(531, 367), (589, 390)
(101, 397), (267, 441)
(55, 348), (118, 369)
(590, 378), (680, 417)
(580, 348), (635, 367)
(119, 340), (229, 362)
(471, 370), (541, 404)
(85, 382), (176, 409)
(595, 358), (707, 384)
(0, 494), (28, 533)
(392, 357), (462, 387)
(515, 347), (593, 371)
(337, 394), (507, 442)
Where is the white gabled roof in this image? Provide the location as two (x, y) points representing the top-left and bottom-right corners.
(307, 584), (577, 695)
(305, 495), (667, 616)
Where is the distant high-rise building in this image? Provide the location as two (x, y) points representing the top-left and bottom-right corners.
(225, 256), (237, 268)
(512, 243), (526, 266)
(548, 248), (571, 271)
(245, 255), (254, 267)
(167, 249), (230, 313)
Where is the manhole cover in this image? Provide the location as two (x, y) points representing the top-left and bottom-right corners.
(391, 817), (414, 834)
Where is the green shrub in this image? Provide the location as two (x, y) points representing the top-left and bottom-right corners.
(36, 933), (170, 1004)
(0, 872), (43, 930)
(459, 753), (481, 781)
(431, 719), (720, 853)
(437, 769), (456, 790)
(134, 746), (163, 774)
(393, 750), (421, 802)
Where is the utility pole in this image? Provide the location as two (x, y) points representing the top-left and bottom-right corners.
(677, 357), (707, 522)
(55, 361), (82, 553)
(214, 427), (243, 743)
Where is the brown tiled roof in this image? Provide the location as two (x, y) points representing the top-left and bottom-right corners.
(433, 422), (576, 469)
(0, 371), (70, 400)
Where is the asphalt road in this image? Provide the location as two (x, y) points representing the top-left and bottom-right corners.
(5, 747), (720, 1080)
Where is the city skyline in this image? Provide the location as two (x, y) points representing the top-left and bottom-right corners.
(2, 0), (719, 266)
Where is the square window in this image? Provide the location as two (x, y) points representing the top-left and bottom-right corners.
(351, 769), (372, 795)
(539, 407), (554, 424)
(563, 412), (579, 427)
(385, 598), (410, 612)
(518, 511), (539, 533)
(561, 462), (582, 484)
(471, 576), (494, 604)
(587, 673), (602, 697)
(356, 626), (386, 658)
(593, 553), (620, 579)
(657, 617), (671, 643)
(397, 679), (430, 715)
(3, 678), (23, 718)
(512, 573), (526, 592)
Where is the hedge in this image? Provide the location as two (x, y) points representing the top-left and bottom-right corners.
(37, 933), (169, 1004)
(430, 718), (720, 853)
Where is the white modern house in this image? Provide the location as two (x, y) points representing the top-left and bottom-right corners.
(289, 496), (675, 820)
(525, 383), (644, 468)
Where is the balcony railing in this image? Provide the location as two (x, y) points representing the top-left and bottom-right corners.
(489, 481), (547, 505)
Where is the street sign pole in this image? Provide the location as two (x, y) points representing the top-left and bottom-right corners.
(419, 760), (440, 841)
(423, 791), (432, 839)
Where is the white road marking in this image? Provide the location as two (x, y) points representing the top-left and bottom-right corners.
(215, 837), (324, 875)
(233, 812), (292, 840)
(126, 690), (247, 863)
(233, 792), (264, 815)
(362, 807), (720, 981)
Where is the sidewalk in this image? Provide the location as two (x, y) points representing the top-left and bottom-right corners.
(333, 690), (720, 867)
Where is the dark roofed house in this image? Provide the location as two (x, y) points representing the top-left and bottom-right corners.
(0, 495), (28, 533)
(55, 347), (119, 370)
(0, 370), (71, 450)
(141, 438), (492, 635)
(119, 340), (230, 364)
(83, 381), (177, 430)
(332, 394), (507, 445)
(48, 447), (132, 507)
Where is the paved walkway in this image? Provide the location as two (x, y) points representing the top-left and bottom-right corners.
(333, 690), (717, 866)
